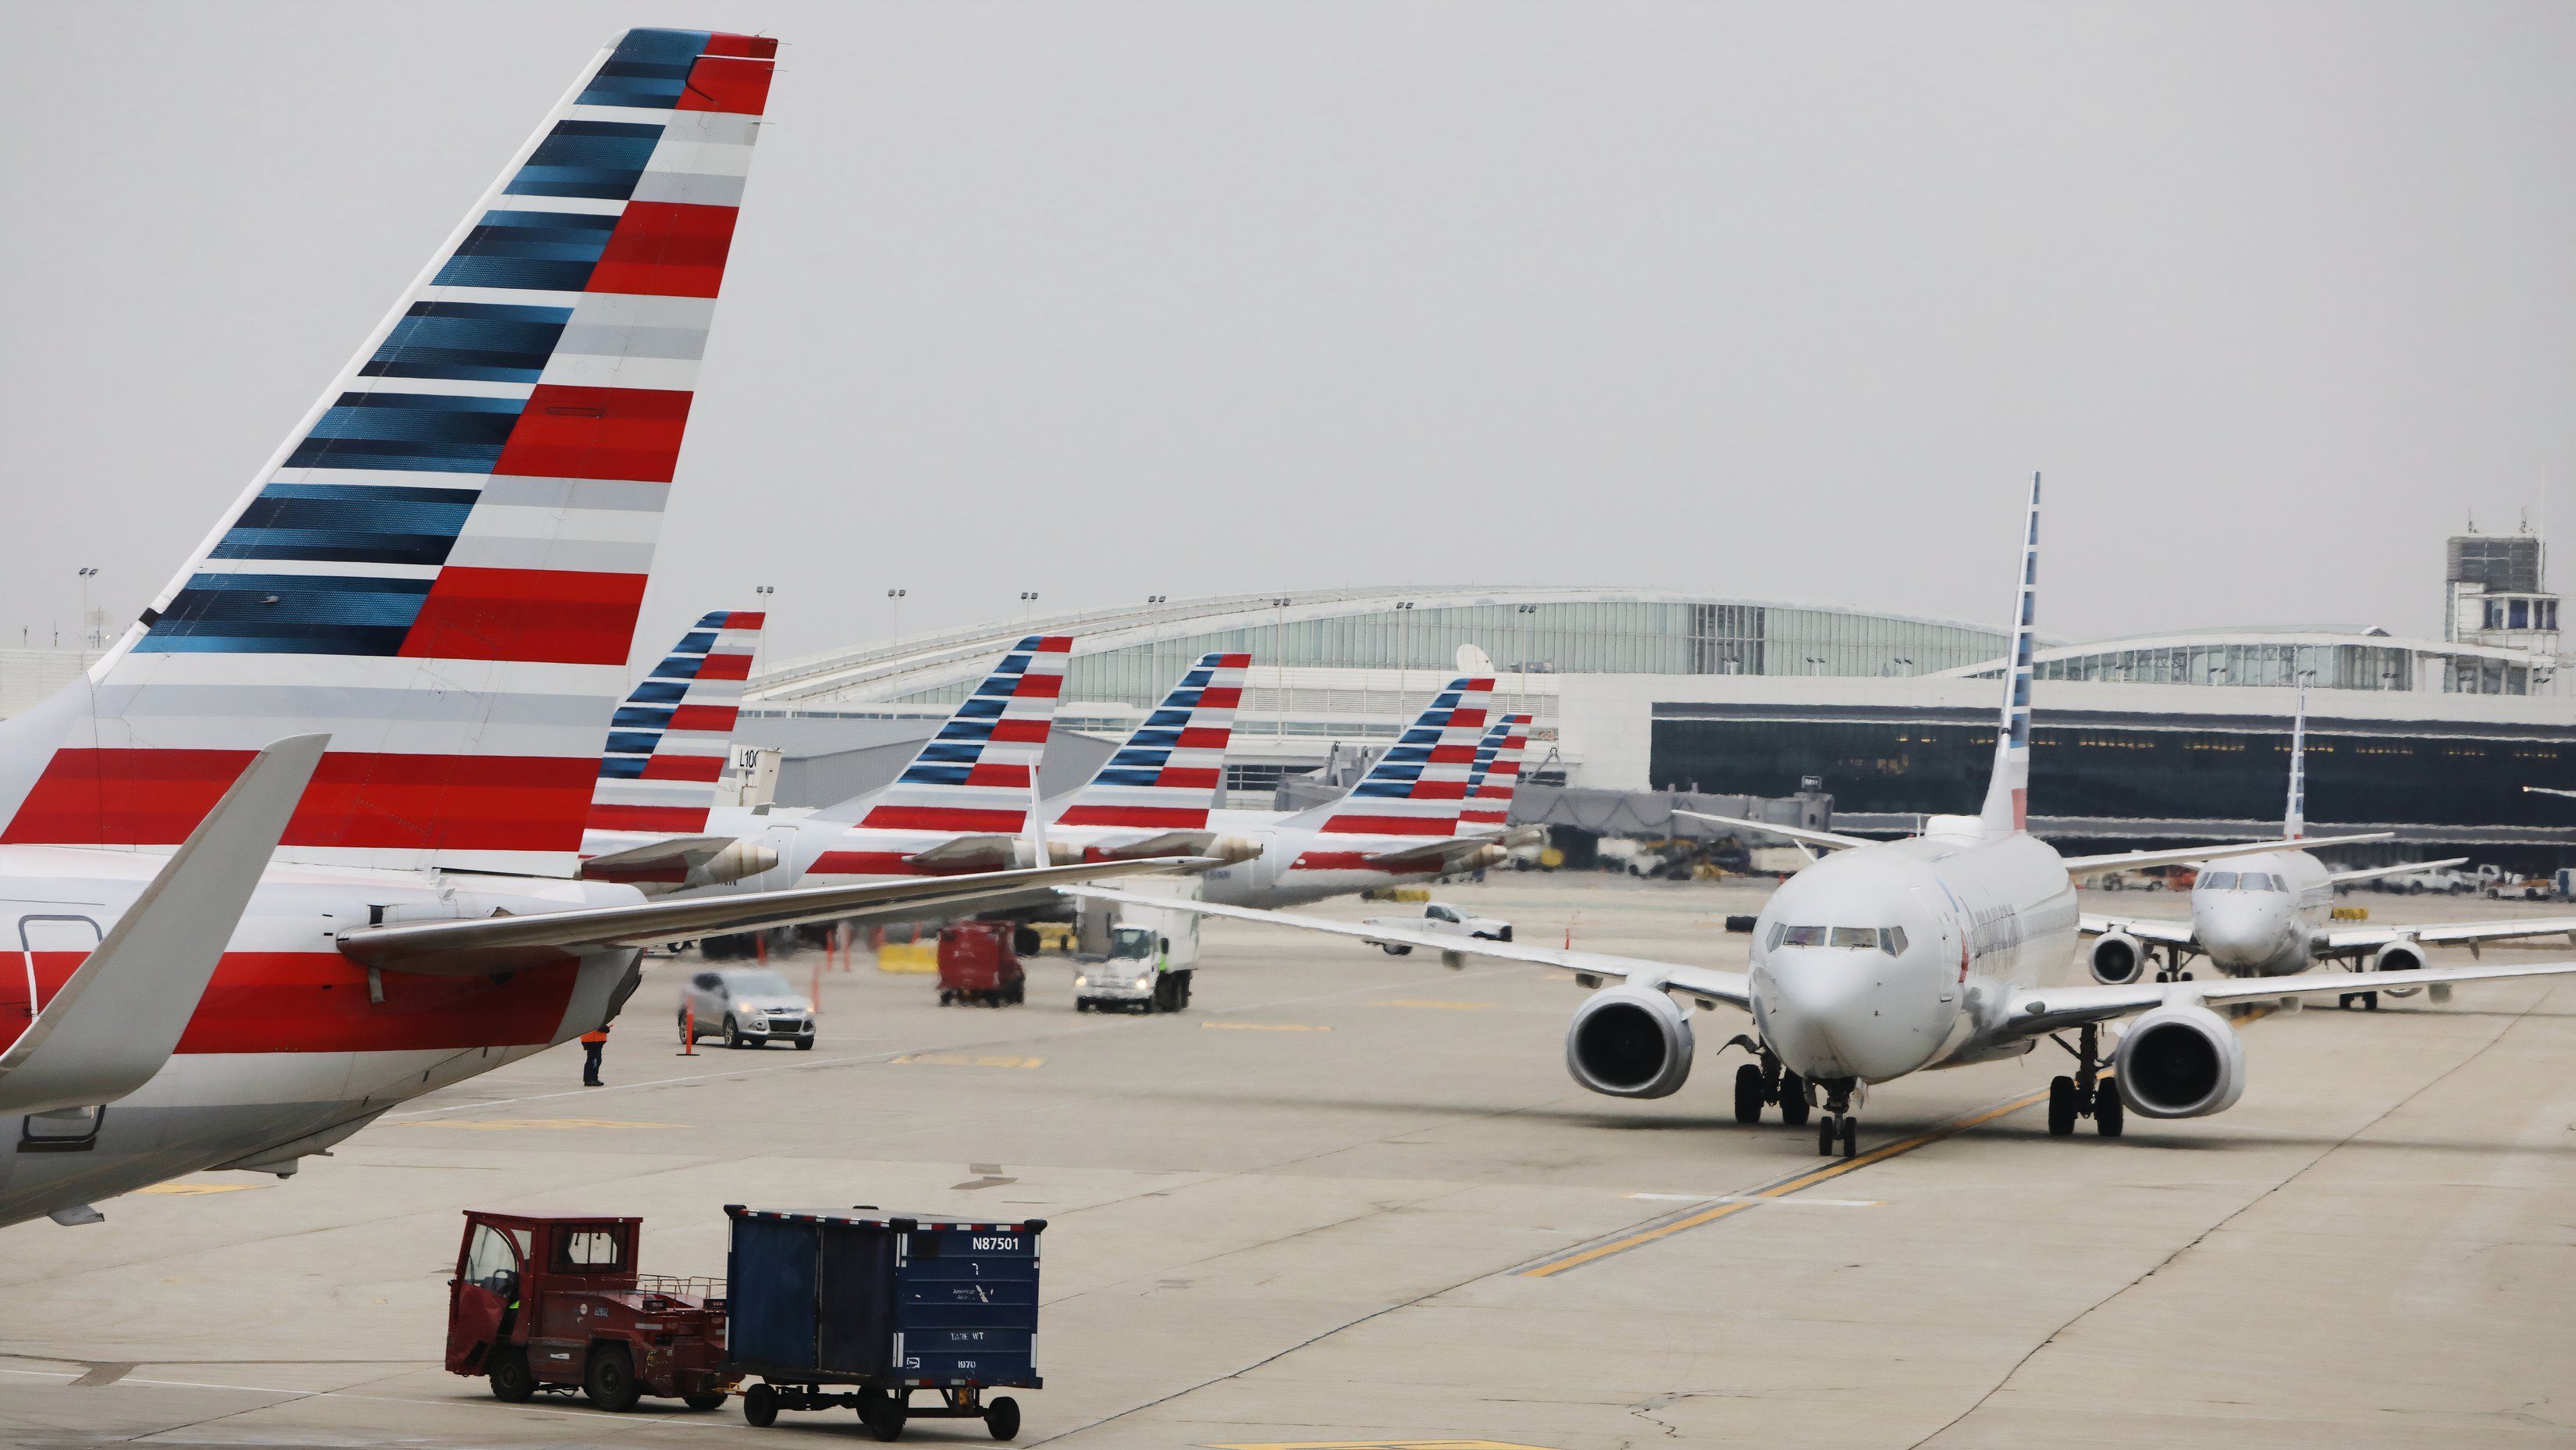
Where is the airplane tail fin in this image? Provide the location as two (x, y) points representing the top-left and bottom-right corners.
(1457, 712), (1529, 833)
(2283, 684), (2308, 840)
(1055, 653), (1248, 829)
(839, 636), (1073, 832)
(1286, 677), (1494, 835)
(587, 609), (764, 834)
(0, 29), (777, 875)
(1976, 474), (2041, 837)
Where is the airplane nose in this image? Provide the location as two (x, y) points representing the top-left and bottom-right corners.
(1757, 947), (1940, 1083)
(2193, 895), (2289, 967)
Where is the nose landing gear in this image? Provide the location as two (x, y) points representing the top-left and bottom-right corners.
(1813, 1080), (1859, 1159)
(1726, 1037), (1809, 1128)
(2046, 1023), (2123, 1138)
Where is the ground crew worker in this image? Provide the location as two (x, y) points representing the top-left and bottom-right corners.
(580, 1024), (609, 1086)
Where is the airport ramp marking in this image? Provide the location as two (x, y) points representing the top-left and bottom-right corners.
(390, 1117), (684, 1131)
(891, 1052), (1045, 1068)
(1627, 1191), (1880, 1207)
(1516, 1085), (2063, 1277)
(1200, 1021), (1332, 1031)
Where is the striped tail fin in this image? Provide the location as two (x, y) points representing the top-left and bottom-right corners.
(1457, 712), (1529, 834)
(587, 610), (764, 834)
(1976, 473), (2042, 837)
(1290, 678), (1495, 836)
(0, 29), (777, 875)
(848, 636), (1073, 833)
(1055, 653), (1248, 829)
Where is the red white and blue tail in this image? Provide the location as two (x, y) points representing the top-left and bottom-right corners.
(587, 610), (763, 835)
(1055, 653), (1247, 829)
(1457, 712), (1528, 834)
(0, 29), (777, 875)
(847, 637), (1072, 833)
(1290, 678), (1494, 836)
(1976, 474), (2041, 837)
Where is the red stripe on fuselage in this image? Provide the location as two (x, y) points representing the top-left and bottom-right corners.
(4, 749), (597, 850)
(854, 807), (1026, 832)
(398, 566), (648, 664)
(1053, 805), (1207, 828)
(1288, 852), (1435, 875)
(1318, 814), (1457, 835)
(584, 802), (710, 832)
(0, 952), (575, 1056)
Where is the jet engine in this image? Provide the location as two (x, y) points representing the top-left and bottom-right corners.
(2370, 939), (2425, 997)
(2088, 932), (2146, 985)
(2112, 1003), (2245, 1118)
(685, 839), (781, 889)
(1564, 985), (1695, 1099)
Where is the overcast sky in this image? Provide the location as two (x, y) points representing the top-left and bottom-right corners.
(3, 2), (2571, 670)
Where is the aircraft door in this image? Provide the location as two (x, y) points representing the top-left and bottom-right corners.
(446, 1222), (528, 1373)
(3, 914), (103, 1038)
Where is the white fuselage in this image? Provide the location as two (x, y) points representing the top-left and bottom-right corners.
(2187, 848), (2332, 977)
(1194, 809), (1463, 910)
(0, 847), (641, 1227)
(1746, 829), (2081, 1085)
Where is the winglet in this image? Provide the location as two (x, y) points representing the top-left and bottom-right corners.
(1977, 474), (2041, 837)
(0, 734), (328, 1117)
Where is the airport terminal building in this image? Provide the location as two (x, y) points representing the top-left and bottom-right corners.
(745, 536), (2576, 868)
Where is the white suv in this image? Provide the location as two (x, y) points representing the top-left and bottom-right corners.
(678, 967), (817, 1049)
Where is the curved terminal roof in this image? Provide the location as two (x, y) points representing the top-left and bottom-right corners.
(745, 585), (2016, 707)
(1938, 630), (2565, 694)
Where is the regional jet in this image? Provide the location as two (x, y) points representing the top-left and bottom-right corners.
(1077, 476), (2576, 1158)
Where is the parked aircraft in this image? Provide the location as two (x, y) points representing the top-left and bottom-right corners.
(2080, 691), (2565, 1000)
(1081, 476), (2576, 1158)
(0, 30), (1181, 1230)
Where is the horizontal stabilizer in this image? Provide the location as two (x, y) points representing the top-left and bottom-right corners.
(1674, 810), (1873, 853)
(0, 735), (328, 1117)
(579, 834), (745, 882)
(2325, 857), (2468, 887)
(904, 833), (1027, 871)
(2061, 832), (2392, 878)
(1363, 828), (1528, 874)
(1080, 829), (1218, 860)
(338, 856), (1203, 975)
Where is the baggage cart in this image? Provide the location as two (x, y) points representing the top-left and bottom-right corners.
(724, 1204), (1043, 1441)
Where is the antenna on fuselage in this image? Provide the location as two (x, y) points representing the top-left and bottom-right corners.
(1976, 473), (2041, 838)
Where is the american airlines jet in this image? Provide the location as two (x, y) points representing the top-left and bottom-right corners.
(1082, 476), (2576, 1158)
(2080, 690), (2572, 1000)
(0, 30), (1178, 1229)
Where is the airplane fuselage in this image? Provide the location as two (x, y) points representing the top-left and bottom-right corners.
(2186, 847), (2333, 977)
(0, 848), (642, 1228)
(1195, 815), (1464, 910)
(1747, 829), (2081, 1086)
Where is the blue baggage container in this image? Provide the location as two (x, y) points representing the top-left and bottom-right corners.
(722, 1205), (1043, 1439)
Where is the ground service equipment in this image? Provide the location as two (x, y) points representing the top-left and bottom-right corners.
(443, 1211), (734, 1411)
(725, 1205), (1043, 1440)
(937, 921), (1027, 1006)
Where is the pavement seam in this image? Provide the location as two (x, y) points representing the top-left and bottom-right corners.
(1902, 984), (2556, 1449)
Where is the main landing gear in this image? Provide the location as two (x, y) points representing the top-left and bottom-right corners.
(1727, 1037), (1808, 1129)
(2047, 1023), (2123, 1138)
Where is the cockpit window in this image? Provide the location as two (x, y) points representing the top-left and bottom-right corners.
(1881, 926), (1907, 956)
(2239, 872), (2272, 892)
(2201, 871), (2238, 890)
(1827, 927), (1879, 949)
(1778, 925), (1828, 948)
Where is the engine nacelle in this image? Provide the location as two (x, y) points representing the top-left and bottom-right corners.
(1564, 985), (1695, 1099)
(2089, 932), (2146, 985)
(2370, 939), (2425, 997)
(2113, 1003), (2246, 1118)
(684, 839), (781, 890)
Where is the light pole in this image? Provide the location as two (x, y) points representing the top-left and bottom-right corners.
(1019, 590), (1039, 621)
(76, 568), (98, 652)
(885, 587), (906, 646)
(1393, 600), (1414, 700)
(1806, 655), (1827, 676)
(752, 583), (775, 676)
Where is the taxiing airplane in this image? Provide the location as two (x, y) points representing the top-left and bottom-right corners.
(1081, 476), (2576, 1159)
(0, 30), (1185, 1230)
(2080, 691), (2571, 998)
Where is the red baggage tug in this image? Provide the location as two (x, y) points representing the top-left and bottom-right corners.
(444, 1210), (736, 1411)
(937, 921), (1028, 1006)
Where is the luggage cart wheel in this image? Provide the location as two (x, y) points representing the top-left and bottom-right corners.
(742, 1381), (778, 1427)
(862, 1387), (906, 1441)
(985, 1395), (1021, 1441)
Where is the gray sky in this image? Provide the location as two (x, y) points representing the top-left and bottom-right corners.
(4, 2), (2571, 669)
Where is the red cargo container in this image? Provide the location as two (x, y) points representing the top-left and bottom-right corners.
(937, 921), (1026, 1006)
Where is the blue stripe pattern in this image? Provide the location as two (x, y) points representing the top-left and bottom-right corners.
(433, 210), (619, 293)
(208, 483), (477, 567)
(282, 392), (527, 474)
(136, 573), (431, 655)
(363, 302), (572, 383)
(506, 120), (665, 201)
(575, 29), (714, 109)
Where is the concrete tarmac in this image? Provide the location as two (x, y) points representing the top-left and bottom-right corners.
(4, 875), (2573, 1448)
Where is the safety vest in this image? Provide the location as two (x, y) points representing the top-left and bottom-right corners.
(580, 1029), (609, 1045)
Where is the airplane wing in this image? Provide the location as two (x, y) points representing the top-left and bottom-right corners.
(339, 857), (1207, 977)
(2323, 916), (2576, 955)
(1673, 809), (1873, 853)
(1064, 887), (1751, 1010)
(0, 736), (329, 1117)
(2059, 832), (2392, 878)
(2003, 958), (2576, 1037)
(2324, 857), (2468, 887)
(2077, 914), (2198, 948)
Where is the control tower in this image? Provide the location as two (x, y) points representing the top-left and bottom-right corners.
(2446, 524), (2560, 666)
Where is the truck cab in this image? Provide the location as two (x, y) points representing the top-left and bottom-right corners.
(1075, 924), (1194, 1013)
(445, 1210), (735, 1412)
